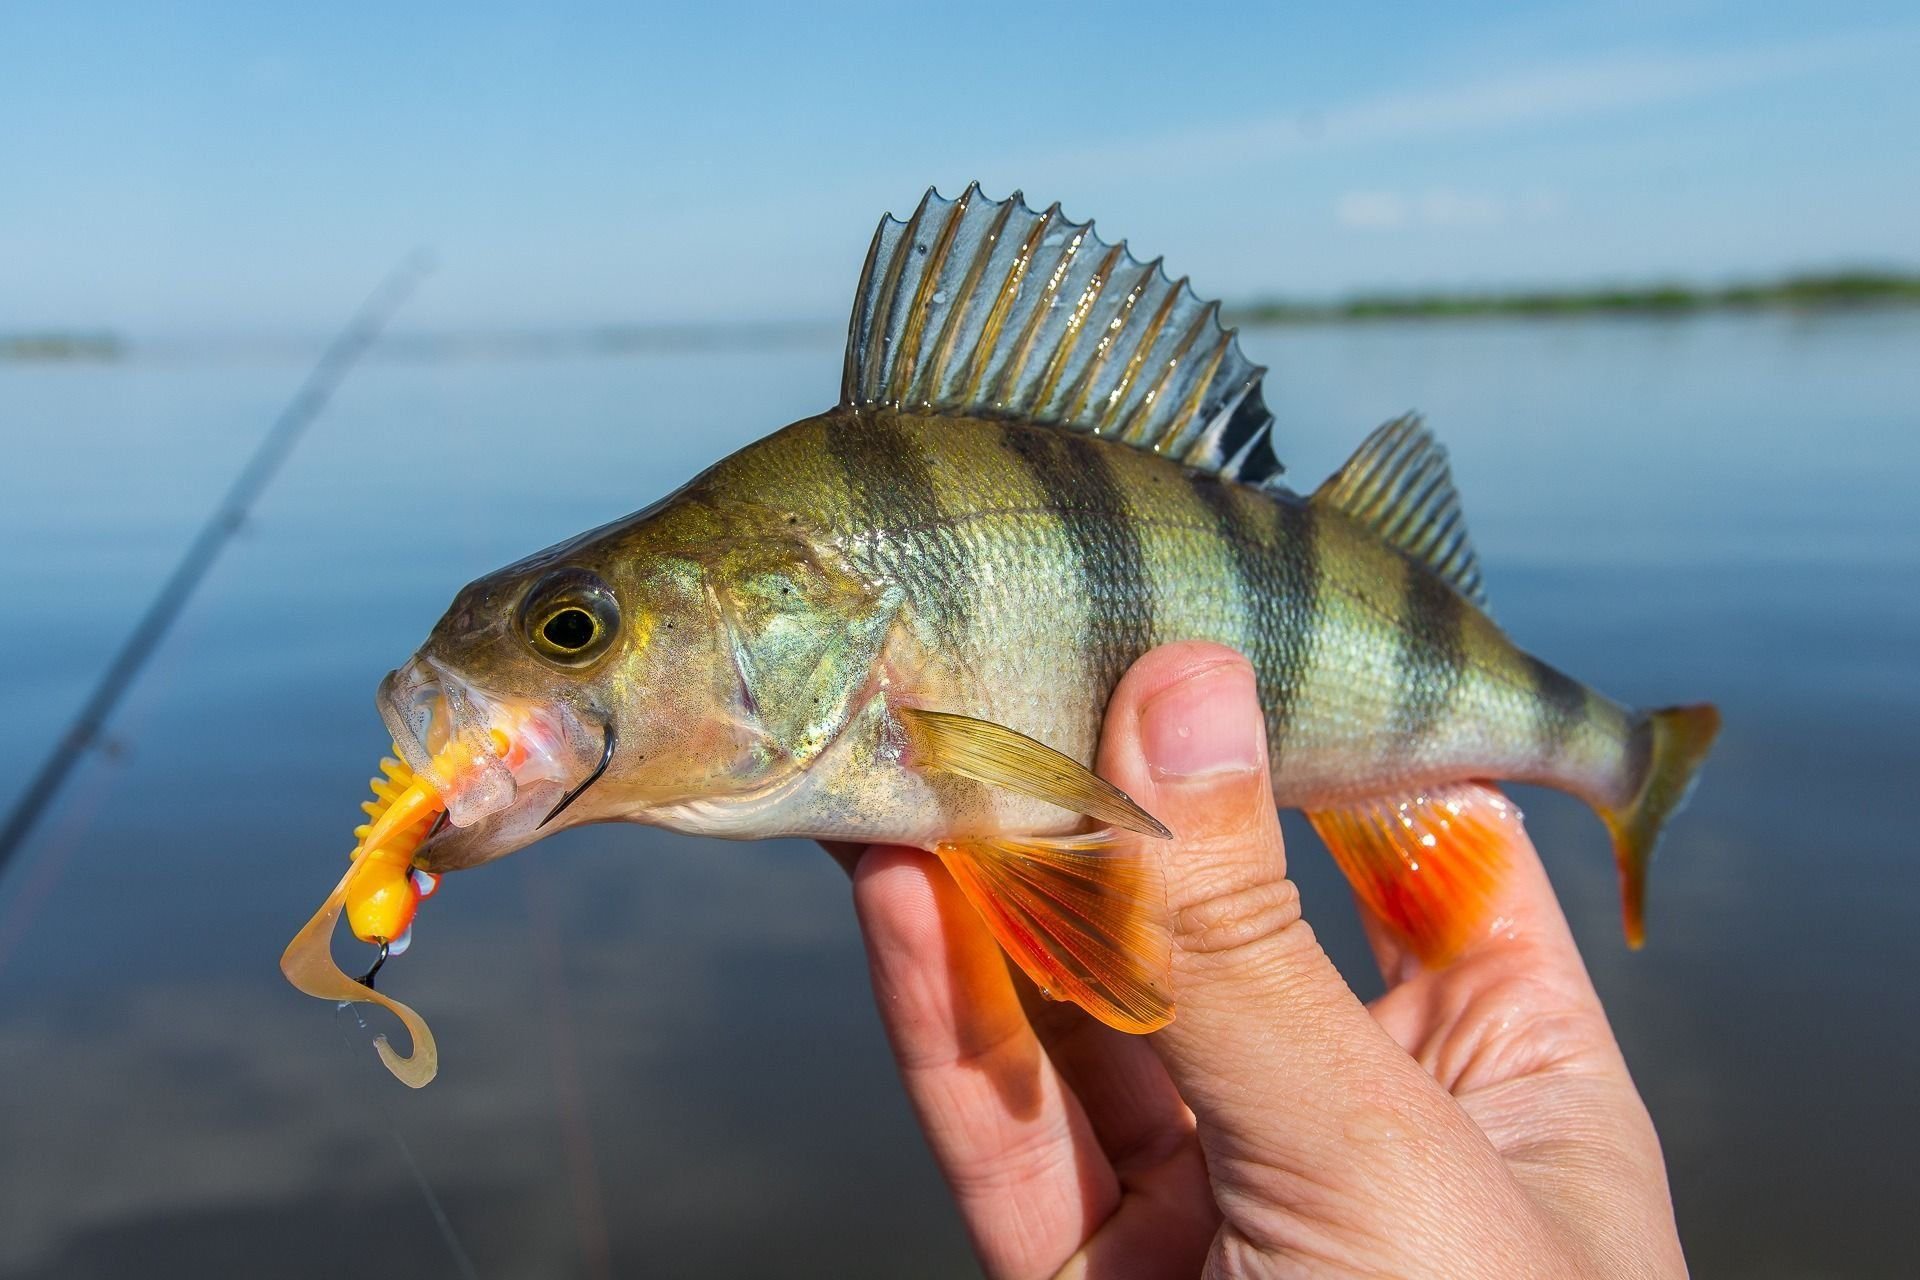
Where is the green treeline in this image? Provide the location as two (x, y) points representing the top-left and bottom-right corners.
(1231, 271), (1920, 325)
(7, 271), (1918, 362)
(0, 332), (125, 361)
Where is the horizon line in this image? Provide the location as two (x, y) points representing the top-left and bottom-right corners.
(5, 266), (1919, 363)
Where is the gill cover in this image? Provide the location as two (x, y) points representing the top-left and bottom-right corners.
(710, 536), (898, 768)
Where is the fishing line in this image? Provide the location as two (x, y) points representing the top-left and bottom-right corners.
(522, 866), (614, 1280)
(335, 1001), (483, 1280)
(0, 249), (434, 885)
(538, 722), (615, 828)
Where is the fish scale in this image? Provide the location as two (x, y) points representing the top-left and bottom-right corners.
(763, 410), (1566, 808)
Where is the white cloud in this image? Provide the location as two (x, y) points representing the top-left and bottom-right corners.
(1336, 191), (1407, 229)
(1041, 27), (1913, 181)
(1419, 189), (1507, 228)
(1337, 187), (1565, 232)
(1518, 189), (1567, 220)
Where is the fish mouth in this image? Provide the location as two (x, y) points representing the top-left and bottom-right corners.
(376, 656), (595, 840)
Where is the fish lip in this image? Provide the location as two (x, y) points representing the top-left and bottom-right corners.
(376, 659), (449, 777)
(376, 656), (591, 833)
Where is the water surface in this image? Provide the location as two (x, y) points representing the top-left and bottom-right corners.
(1, 310), (1913, 1277)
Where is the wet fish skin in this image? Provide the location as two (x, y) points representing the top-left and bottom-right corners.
(675, 407), (1642, 834)
(382, 187), (1715, 1037)
(405, 403), (1646, 871)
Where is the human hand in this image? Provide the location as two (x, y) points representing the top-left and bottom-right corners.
(828, 642), (1687, 1278)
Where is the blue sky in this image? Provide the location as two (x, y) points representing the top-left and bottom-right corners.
(4, 1), (1917, 334)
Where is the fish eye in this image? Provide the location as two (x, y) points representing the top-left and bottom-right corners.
(541, 607), (597, 651)
(519, 569), (620, 666)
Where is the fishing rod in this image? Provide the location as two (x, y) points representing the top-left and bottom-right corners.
(0, 250), (433, 883)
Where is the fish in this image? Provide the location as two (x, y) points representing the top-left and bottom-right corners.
(283, 185), (1719, 1086)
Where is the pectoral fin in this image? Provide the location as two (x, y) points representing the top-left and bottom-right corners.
(1307, 782), (1522, 966)
(900, 707), (1170, 838)
(936, 830), (1173, 1034)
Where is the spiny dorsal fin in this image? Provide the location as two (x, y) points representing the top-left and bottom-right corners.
(842, 183), (1283, 484)
(1313, 413), (1488, 607)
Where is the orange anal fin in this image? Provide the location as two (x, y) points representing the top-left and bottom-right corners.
(1308, 782), (1522, 967)
(934, 830), (1173, 1034)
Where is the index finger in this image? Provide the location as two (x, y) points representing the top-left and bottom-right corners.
(845, 845), (1121, 1279)
(1359, 804), (1622, 1083)
(1353, 811), (1688, 1275)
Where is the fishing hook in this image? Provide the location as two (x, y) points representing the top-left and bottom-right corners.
(355, 937), (391, 989)
(539, 721), (615, 829)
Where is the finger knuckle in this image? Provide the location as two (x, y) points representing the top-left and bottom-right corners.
(1425, 972), (1616, 1091)
(1172, 871), (1309, 959)
(940, 1117), (1072, 1198)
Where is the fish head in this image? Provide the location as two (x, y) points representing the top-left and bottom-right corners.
(385, 493), (897, 872)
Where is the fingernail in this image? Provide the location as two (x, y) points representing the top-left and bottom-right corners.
(1139, 661), (1265, 782)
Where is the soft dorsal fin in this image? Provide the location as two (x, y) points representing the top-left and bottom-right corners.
(1313, 413), (1487, 607)
(842, 183), (1283, 484)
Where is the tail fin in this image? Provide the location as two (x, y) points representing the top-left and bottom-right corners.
(1601, 704), (1721, 948)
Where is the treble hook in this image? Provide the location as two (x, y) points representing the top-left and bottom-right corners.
(355, 938), (391, 989)
(539, 721), (615, 829)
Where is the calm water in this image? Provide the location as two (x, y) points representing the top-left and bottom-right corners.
(1, 311), (1914, 1278)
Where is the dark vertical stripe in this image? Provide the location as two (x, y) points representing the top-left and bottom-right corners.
(998, 424), (1154, 697)
(824, 412), (967, 831)
(1523, 654), (1589, 761)
(1393, 559), (1468, 755)
(823, 411), (964, 629)
(1190, 477), (1318, 768)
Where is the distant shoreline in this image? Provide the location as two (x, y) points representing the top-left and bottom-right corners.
(0, 332), (125, 362)
(8, 271), (1918, 363)
(1228, 270), (1920, 325)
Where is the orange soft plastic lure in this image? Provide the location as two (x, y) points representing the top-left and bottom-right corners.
(280, 730), (508, 1088)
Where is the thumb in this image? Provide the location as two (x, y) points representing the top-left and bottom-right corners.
(1099, 644), (1549, 1264)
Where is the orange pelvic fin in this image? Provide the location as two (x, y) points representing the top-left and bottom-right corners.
(935, 830), (1173, 1034)
(1308, 782), (1523, 966)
